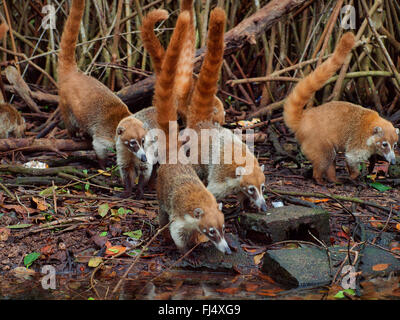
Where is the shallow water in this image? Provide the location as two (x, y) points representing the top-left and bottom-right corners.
(1, 269), (399, 300)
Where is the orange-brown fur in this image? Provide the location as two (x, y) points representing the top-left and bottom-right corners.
(184, 8), (267, 212)
(0, 103), (25, 138)
(154, 10), (230, 254)
(284, 33), (399, 183)
(0, 24), (25, 138)
(0, 23), (9, 40)
(141, 1), (225, 125)
(58, 0), (148, 197)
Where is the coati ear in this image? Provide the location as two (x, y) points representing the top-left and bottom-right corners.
(194, 208), (204, 219)
(236, 166), (246, 177)
(260, 164), (265, 172)
(218, 203), (223, 211)
(373, 126), (383, 135)
(117, 127), (125, 135)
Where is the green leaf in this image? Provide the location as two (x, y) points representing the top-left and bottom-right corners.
(98, 203), (109, 217)
(369, 182), (392, 192)
(123, 230), (142, 240)
(24, 252), (41, 268)
(334, 289), (356, 299)
(82, 169), (88, 175)
(39, 186), (58, 197)
(85, 183), (90, 192)
(99, 231), (108, 237)
(7, 224), (32, 229)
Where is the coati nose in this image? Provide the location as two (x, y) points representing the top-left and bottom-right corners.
(260, 202), (267, 212)
(141, 154), (147, 162)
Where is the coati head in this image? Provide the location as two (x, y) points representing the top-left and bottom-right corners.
(236, 163), (267, 212)
(368, 123), (399, 165)
(116, 117), (148, 162)
(181, 189), (231, 254)
(193, 202), (231, 255)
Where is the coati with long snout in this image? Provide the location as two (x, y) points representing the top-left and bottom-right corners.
(140, 0), (225, 126)
(0, 23), (26, 139)
(153, 9), (231, 255)
(181, 8), (267, 212)
(284, 32), (399, 184)
(58, 0), (149, 198)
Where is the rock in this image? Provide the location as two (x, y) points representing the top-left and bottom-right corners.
(239, 205), (330, 245)
(261, 246), (346, 288)
(176, 233), (256, 273)
(359, 246), (400, 276)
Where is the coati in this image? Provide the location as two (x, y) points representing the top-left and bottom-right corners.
(140, 0), (225, 126)
(283, 32), (399, 184)
(0, 23), (26, 139)
(0, 103), (25, 138)
(182, 8), (267, 212)
(58, 0), (148, 198)
(153, 9), (230, 255)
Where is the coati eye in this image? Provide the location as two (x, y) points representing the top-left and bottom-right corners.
(141, 138), (145, 145)
(248, 186), (255, 194)
(382, 142), (388, 148)
(209, 228), (215, 236)
(394, 143), (398, 149)
(261, 184), (266, 193)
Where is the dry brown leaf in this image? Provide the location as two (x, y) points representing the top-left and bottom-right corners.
(372, 263), (390, 271)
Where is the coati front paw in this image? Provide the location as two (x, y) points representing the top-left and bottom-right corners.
(135, 186), (144, 200)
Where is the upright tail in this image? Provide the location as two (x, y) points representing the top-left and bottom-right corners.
(58, 0), (85, 78)
(140, 9), (168, 75)
(154, 11), (190, 138)
(0, 23), (9, 40)
(141, 1), (195, 112)
(187, 8), (226, 128)
(174, 0), (196, 113)
(284, 32), (355, 133)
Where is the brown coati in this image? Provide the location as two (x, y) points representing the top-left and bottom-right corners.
(284, 32), (399, 184)
(153, 10), (230, 255)
(140, 0), (225, 126)
(0, 23), (26, 139)
(182, 8), (267, 212)
(0, 103), (26, 138)
(58, 0), (149, 197)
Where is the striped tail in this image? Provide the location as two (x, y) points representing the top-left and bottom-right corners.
(284, 32), (355, 133)
(154, 11), (190, 137)
(187, 8), (226, 128)
(58, 0), (85, 79)
(140, 9), (168, 75)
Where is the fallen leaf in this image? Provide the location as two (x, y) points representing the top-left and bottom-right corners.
(97, 169), (111, 176)
(105, 245), (127, 256)
(32, 197), (48, 211)
(24, 252), (41, 268)
(372, 264), (390, 271)
(40, 245), (54, 256)
(0, 228), (10, 241)
(369, 217), (384, 229)
(396, 223), (400, 231)
(334, 289), (356, 299)
(12, 267), (36, 279)
(215, 287), (239, 294)
(98, 203), (110, 217)
(88, 257), (103, 268)
(253, 252), (265, 265)
(245, 283), (258, 292)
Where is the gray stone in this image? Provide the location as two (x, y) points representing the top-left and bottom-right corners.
(239, 205), (330, 245)
(261, 246), (346, 288)
(360, 246), (400, 276)
(388, 156), (400, 178)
